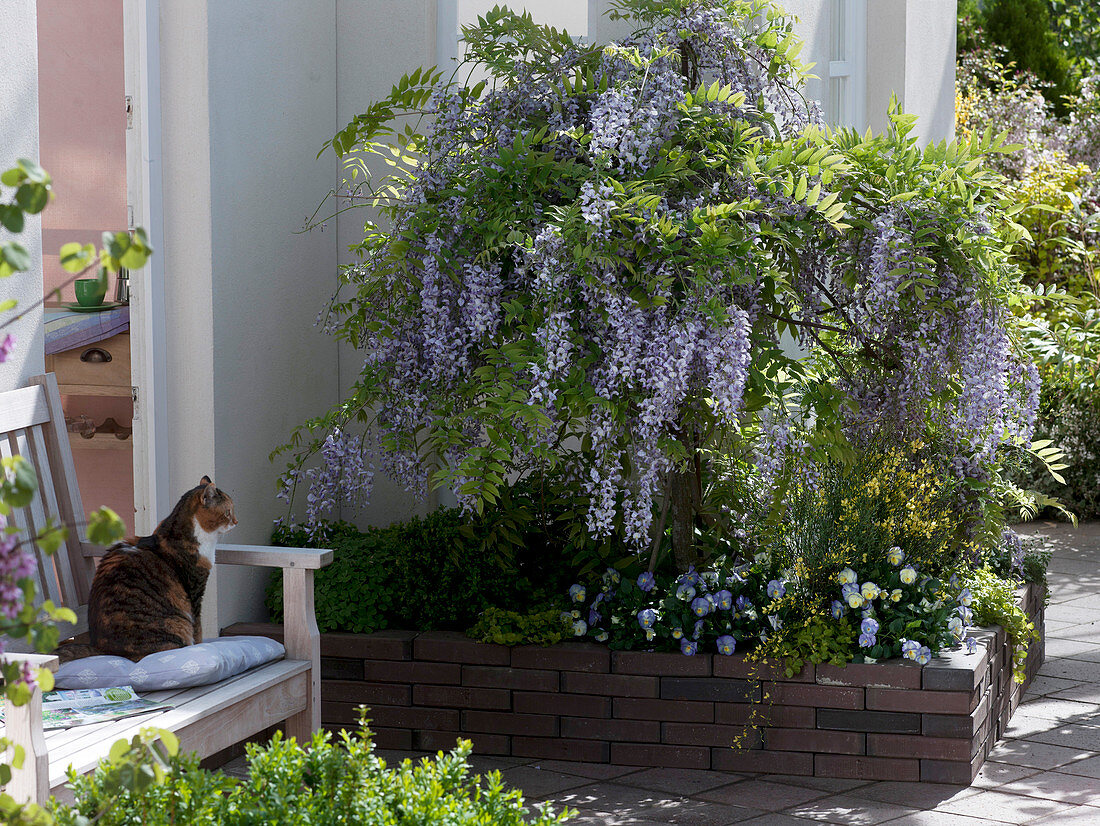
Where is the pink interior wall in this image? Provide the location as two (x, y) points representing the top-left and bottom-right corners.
(37, 0), (128, 303)
(38, 0), (135, 535)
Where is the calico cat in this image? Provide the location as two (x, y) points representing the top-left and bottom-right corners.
(57, 477), (237, 663)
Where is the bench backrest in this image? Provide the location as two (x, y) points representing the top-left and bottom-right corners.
(1, 374), (95, 648)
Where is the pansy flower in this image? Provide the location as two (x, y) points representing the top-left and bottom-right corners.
(858, 632), (876, 648)
(716, 635), (736, 656)
(957, 587), (972, 607)
(691, 596), (711, 618)
(767, 579), (786, 600)
(768, 614), (783, 631)
(830, 600), (846, 619)
(680, 639), (698, 656)
(916, 645), (932, 665)
(569, 584), (586, 603)
(604, 567), (621, 585)
(899, 566), (917, 585)
(644, 628), (656, 641)
(860, 581), (881, 601)
(838, 567), (858, 585)
(637, 608), (658, 629)
(693, 619), (705, 639)
(888, 588), (903, 603)
(947, 616), (965, 639)
(901, 639), (920, 660)
(594, 630), (609, 642)
(636, 571), (655, 592)
(588, 606), (601, 626)
(887, 547), (904, 566)
(675, 582), (696, 601)
(572, 619), (587, 636)
(861, 617), (879, 636)
(715, 590), (733, 611)
(846, 592), (865, 609)
(965, 636), (978, 654)
(671, 626), (684, 640)
(841, 582), (859, 600)
(957, 605), (974, 625)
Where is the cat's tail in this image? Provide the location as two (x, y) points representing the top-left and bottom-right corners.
(54, 642), (103, 663)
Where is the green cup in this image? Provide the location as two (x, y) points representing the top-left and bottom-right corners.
(74, 277), (107, 307)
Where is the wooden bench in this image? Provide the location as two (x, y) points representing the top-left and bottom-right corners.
(0, 374), (332, 804)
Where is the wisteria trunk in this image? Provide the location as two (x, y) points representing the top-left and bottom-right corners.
(669, 467), (700, 572)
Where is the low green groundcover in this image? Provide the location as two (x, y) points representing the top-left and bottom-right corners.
(51, 725), (570, 826)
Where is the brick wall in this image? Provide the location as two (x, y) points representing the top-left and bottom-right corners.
(224, 582), (1044, 784)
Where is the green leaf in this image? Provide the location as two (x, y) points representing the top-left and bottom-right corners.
(0, 242), (31, 274)
(59, 242), (97, 274)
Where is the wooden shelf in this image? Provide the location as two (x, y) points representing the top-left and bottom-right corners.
(68, 432), (132, 451)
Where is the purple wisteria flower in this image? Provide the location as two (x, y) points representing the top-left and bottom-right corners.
(0, 333), (15, 364)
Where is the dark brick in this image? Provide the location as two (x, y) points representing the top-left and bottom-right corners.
(868, 734), (971, 761)
(867, 687), (978, 715)
(715, 702), (814, 729)
(321, 630), (416, 660)
(363, 660), (461, 685)
(415, 730), (510, 755)
(462, 710), (558, 737)
(814, 754), (920, 781)
(512, 643), (610, 673)
(323, 700), (379, 726)
(561, 717), (660, 743)
(767, 728), (864, 755)
(816, 661), (922, 690)
(369, 727), (413, 750)
(512, 736), (609, 763)
(612, 650), (711, 677)
(413, 685), (511, 710)
(713, 655), (814, 682)
(321, 657), (364, 680)
(414, 632), (510, 665)
(712, 748), (812, 775)
(611, 743), (710, 769)
(514, 692), (610, 718)
(922, 644), (989, 691)
(614, 698), (714, 723)
(767, 683), (863, 709)
(921, 753), (983, 784)
(562, 671), (658, 698)
(816, 709), (921, 734)
(663, 723), (761, 749)
(324, 679), (410, 706)
(462, 665), (558, 693)
(922, 689), (990, 738)
(364, 704), (460, 731)
(661, 677), (758, 703)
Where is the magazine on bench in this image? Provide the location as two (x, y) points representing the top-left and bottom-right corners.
(8, 686), (172, 730)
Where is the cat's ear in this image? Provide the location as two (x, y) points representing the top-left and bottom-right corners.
(201, 478), (217, 507)
(200, 475), (213, 486)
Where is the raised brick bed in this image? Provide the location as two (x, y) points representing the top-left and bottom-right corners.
(224, 582), (1044, 784)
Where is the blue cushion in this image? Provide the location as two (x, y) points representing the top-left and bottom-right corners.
(54, 636), (285, 690)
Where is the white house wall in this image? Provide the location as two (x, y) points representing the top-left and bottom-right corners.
(0, 0), (45, 391)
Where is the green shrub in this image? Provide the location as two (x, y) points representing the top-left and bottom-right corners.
(267, 498), (573, 634)
(982, 0), (1077, 114)
(963, 567), (1040, 683)
(467, 606), (571, 646)
(53, 726), (571, 826)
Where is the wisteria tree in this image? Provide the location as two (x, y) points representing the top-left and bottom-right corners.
(279, 0), (1041, 570)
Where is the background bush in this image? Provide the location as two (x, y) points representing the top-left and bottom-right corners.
(267, 479), (579, 634)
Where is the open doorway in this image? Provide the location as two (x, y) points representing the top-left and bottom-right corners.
(37, 0), (137, 535)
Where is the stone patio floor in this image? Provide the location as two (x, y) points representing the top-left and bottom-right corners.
(227, 520), (1100, 824)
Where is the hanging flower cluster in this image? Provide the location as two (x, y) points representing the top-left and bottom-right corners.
(280, 0), (1037, 564)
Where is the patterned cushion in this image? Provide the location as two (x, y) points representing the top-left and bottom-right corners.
(54, 636), (285, 690)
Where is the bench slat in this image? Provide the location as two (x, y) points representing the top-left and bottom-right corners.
(0, 386), (50, 433)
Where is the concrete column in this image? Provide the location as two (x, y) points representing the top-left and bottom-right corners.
(0, 1), (44, 391)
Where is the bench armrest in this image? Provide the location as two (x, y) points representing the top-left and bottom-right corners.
(1, 652), (60, 673)
(215, 544), (333, 569)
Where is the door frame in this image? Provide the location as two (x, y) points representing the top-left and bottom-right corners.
(123, 0), (170, 532)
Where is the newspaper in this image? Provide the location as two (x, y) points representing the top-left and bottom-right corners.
(10, 686), (172, 730)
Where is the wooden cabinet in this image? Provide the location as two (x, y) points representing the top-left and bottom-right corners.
(44, 332), (131, 398)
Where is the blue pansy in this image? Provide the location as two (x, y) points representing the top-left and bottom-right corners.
(715, 590), (733, 611)
(636, 572), (655, 592)
(569, 584), (586, 603)
(680, 639), (698, 656)
(830, 600), (846, 619)
(716, 635), (736, 656)
(767, 579), (786, 600)
(691, 596), (711, 618)
(637, 608), (657, 629)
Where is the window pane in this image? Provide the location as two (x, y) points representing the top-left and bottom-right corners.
(829, 76), (847, 125)
(831, 0), (846, 62)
